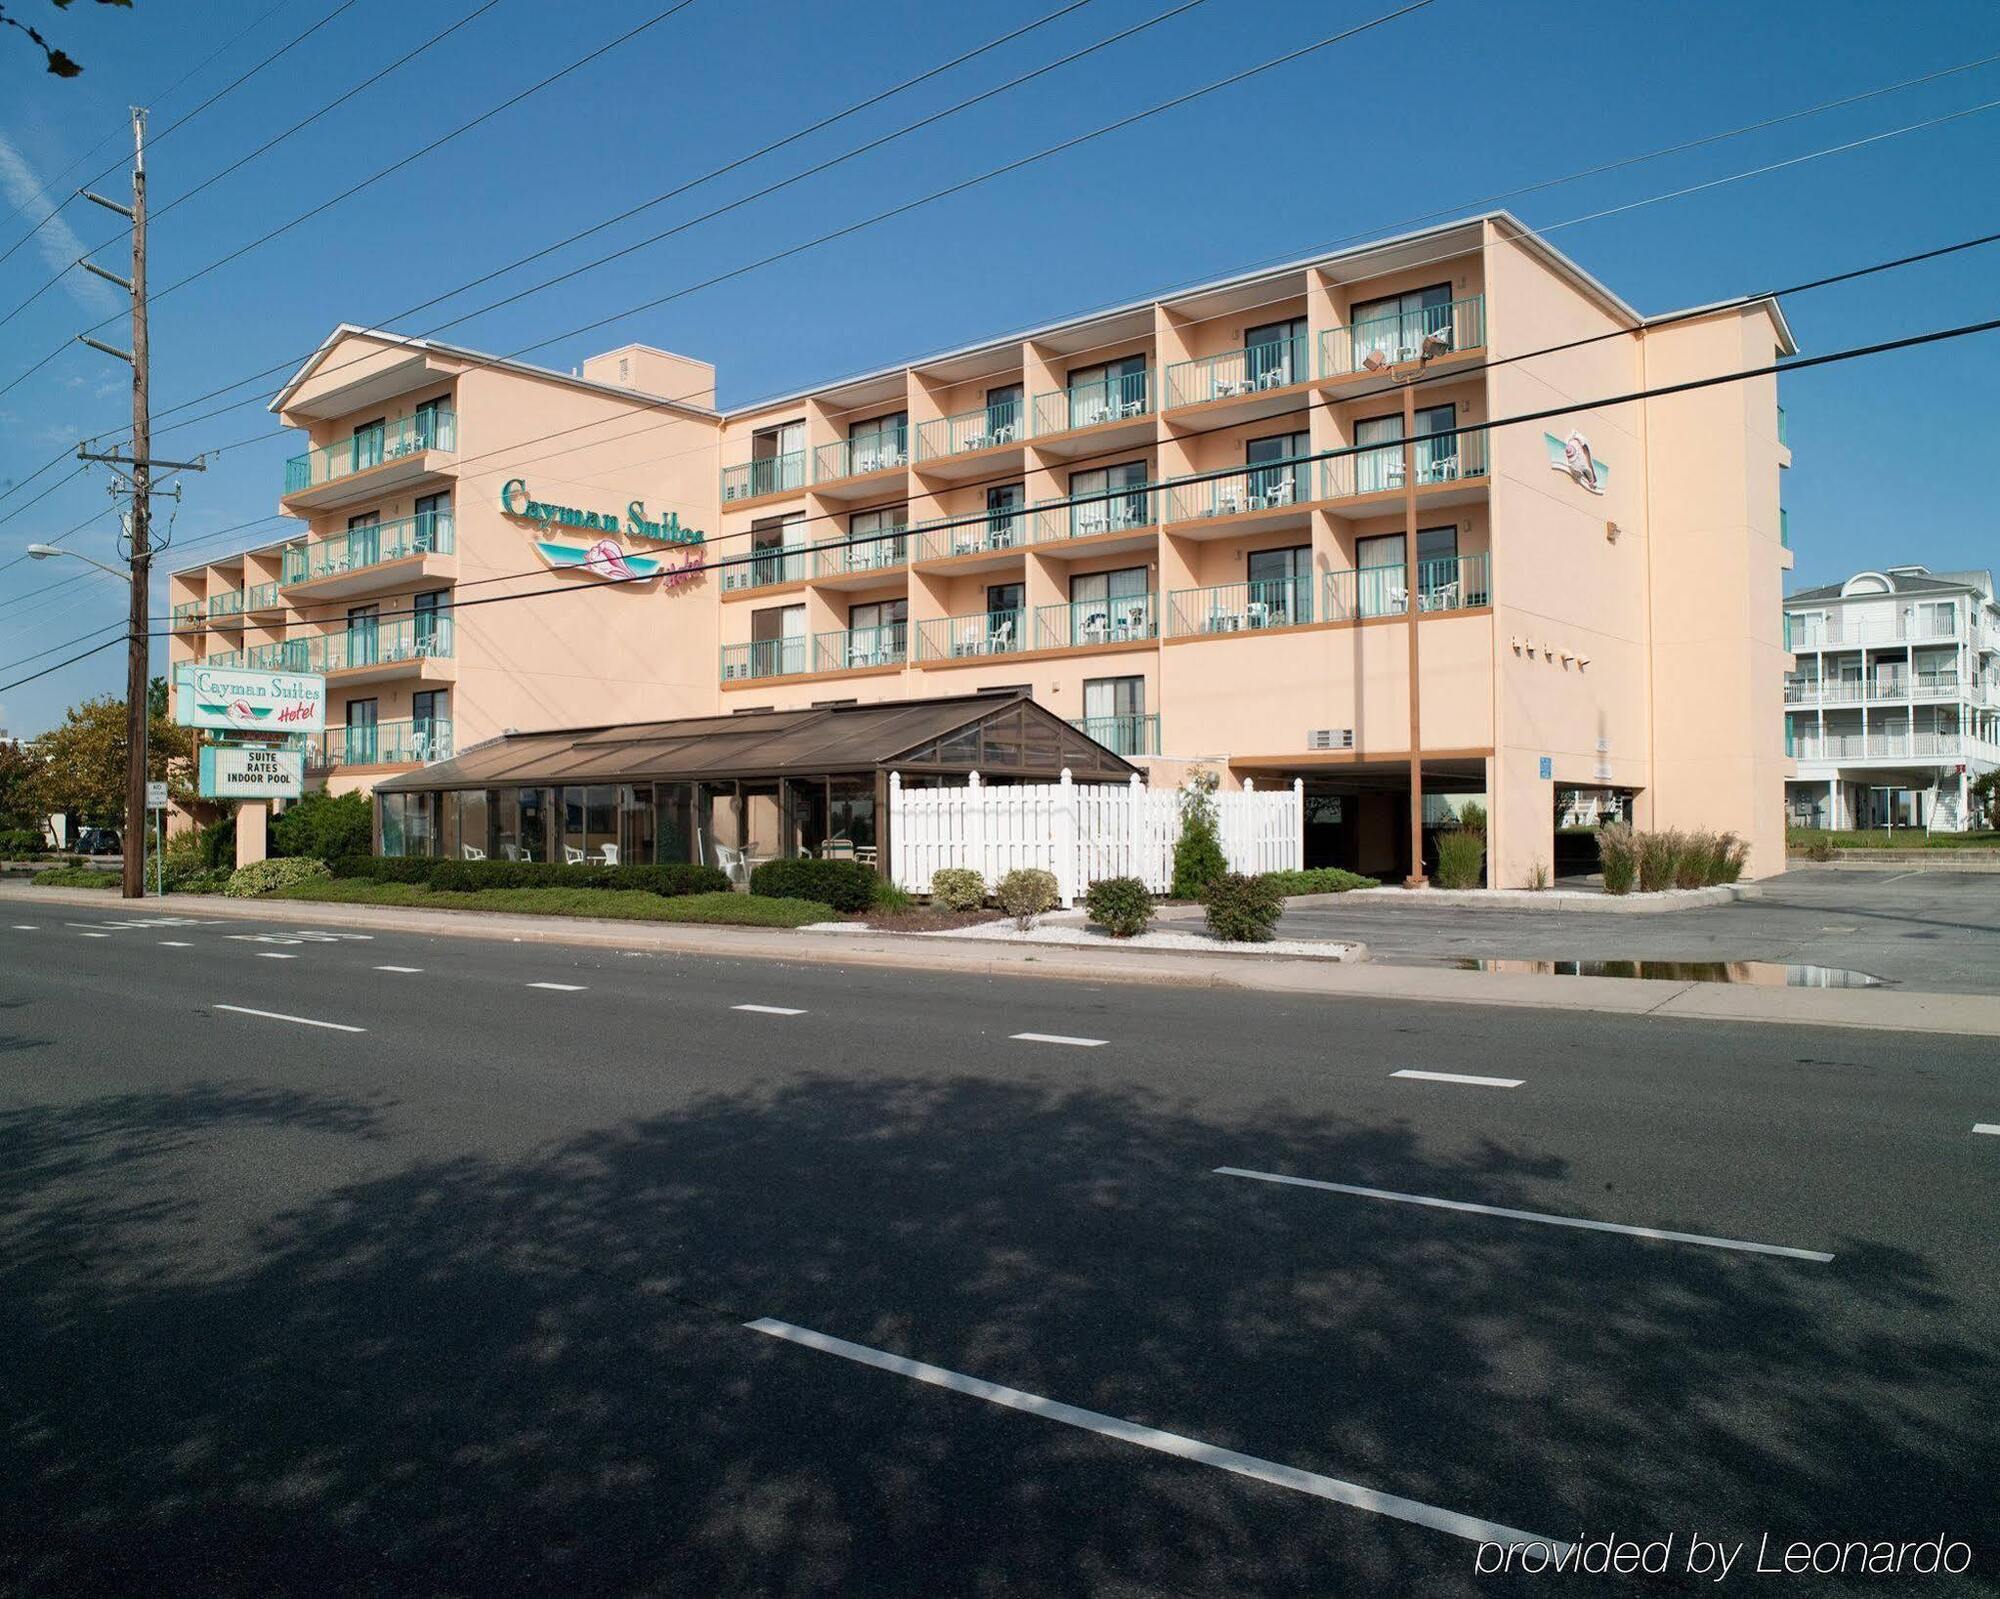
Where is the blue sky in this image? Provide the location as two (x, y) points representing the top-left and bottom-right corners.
(0, 0), (1995, 735)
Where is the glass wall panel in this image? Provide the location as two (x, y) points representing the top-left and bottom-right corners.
(784, 777), (829, 859)
(617, 784), (655, 866)
(518, 787), (551, 863)
(380, 793), (407, 857)
(695, 782), (736, 870)
(656, 782), (695, 864)
(403, 793), (438, 858)
(457, 790), (490, 861)
(828, 777), (876, 852)
(741, 782), (783, 865)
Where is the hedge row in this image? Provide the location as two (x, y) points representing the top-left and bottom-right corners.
(747, 857), (879, 914)
(331, 856), (730, 896)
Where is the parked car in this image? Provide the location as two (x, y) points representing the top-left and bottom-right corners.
(73, 827), (121, 856)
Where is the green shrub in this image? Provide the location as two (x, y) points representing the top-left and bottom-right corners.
(1435, 827), (1485, 890)
(1717, 834), (1748, 883)
(995, 867), (1059, 930)
(929, 866), (987, 910)
(1598, 824), (1637, 895)
(197, 815), (237, 870)
(168, 865), (233, 895)
(331, 854), (434, 884)
(1170, 772), (1229, 899)
(1636, 830), (1683, 893)
(31, 865), (117, 888)
(223, 857), (332, 897)
(0, 826), (46, 857)
(270, 790), (372, 862)
(1083, 876), (1154, 938)
(871, 879), (915, 911)
(1202, 872), (1284, 942)
(327, 855), (729, 895)
(1257, 867), (1374, 896)
(748, 856), (879, 913)
(1457, 800), (1489, 831)
(1674, 831), (1718, 890)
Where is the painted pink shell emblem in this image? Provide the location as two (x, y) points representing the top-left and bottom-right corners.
(230, 699), (257, 721)
(582, 539), (636, 579)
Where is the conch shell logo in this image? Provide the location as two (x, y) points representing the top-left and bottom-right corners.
(581, 539), (638, 580)
(1558, 432), (1603, 495)
(230, 699), (257, 723)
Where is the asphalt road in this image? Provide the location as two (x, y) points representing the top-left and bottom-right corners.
(2, 908), (1996, 1596)
(1279, 868), (2000, 994)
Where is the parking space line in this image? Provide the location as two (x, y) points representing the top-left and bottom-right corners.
(77, 931), (110, 939)
(733, 1004), (806, 1016)
(375, 965), (424, 974)
(1974, 1124), (2000, 1137)
(1012, 1032), (1108, 1047)
(159, 941), (192, 948)
(527, 982), (587, 992)
(1391, 1069), (1523, 1089)
(1213, 1168), (1835, 1262)
(257, 952), (298, 960)
(745, 1317), (1569, 1553)
(10, 924), (36, 930)
(213, 1004), (365, 1034)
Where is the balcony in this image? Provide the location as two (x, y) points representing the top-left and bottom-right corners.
(915, 607), (1027, 662)
(813, 431), (908, 497)
(1791, 731), (1969, 763)
(813, 624), (907, 674)
(1028, 485), (1158, 550)
(243, 580), (281, 614)
(1161, 334), (1310, 416)
(720, 451), (807, 504)
(1069, 712), (1159, 757)
(1165, 576), (1313, 638)
(282, 511), (455, 598)
(719, 637), (807, 682)
(1319, 295), (1485, 377)
(1780, 508), (1790, 550)
(283, 411), (455, 510)
(1323, 553), (1491, 621)
(812, 526), (908, 585)
(1161, 458), (1315, 534)
(1784, 612), (1962, 648)
(311, 718), (453, 770)
(1030, 370), (1150, 454)
(255, 617), (455, 683)
(911, 506), (1032, 567)
(1785, 675), (1967, 706)
(913, 398), (1024, 474)
(721, 544), (809, 593)
(171, 599), (204, 630)
(1321, 430), (1488, 512)
(207, 587), (246, 626)
(1033, 593), (1156, 651)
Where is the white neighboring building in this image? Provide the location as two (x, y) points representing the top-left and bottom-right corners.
(1783, 566), (2000, 831)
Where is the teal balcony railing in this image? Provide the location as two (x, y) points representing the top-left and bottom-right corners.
(1321, 429), (1488, 499)
(1033, 593), (1156, 651)
(915, 397), (1025, 461)
(254, 617), (454, 675)
(721, 543), (809, 592)
(1162, 458), (1313, 525)
(1028, 484), (1156, 544)
(200, 647), (245, 670)
(719, 637), (807, 681)
(814, 525), (908, 579)
(1162, 333), (1309, 409)
(1777, 405), (1788, 446)
(720, 451), (806, 502)
(1780, 508), (1791, 550)
(1319, 294), (1484, 376)
(915, 607), (1027, 661)
(813, 624), (907, 673)
(242, 581), (281, 611)
(814, 429), (908, 483)
(313, 718), (453, 769)
(171, 599), (204, 630)
(1165, 576), (1313, 637)
(282, 510), (454, 586)
(1069, 712), (1160, 757)
(285, 410), (455, 495)
(1032, 369), (1149, 436)
(1323, 553), (1490, 621)
(207, 587), (246, 620)
(913, 504), (1032, 563)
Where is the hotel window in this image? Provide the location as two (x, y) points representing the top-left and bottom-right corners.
(345, 510), (381, 569)
(847, 411), (908, 472)
(1068, 567), (1150, 644)
(1244, 316), (1307, 387)
(1354, 527), (1461, 615)
(978, 482), (1025, 551)
(350, 416), (386, 473)
(1349, 283), (1454, 366)
(1353, 403), (1457, 494)
(746, 421), (805, 497)
(1065, 354), (1147, 428)
(848, 599), (908, 665)
(1082, 676), (1147, 755)
(345, 603), (379, 666)
(413, 393), (454, 449)
(413, 590), (449, 654)
(1068, 460), (1148, 538)
(413, 491), (450, 552)
(344, 698), (378, 765)
(986, 382), (1024, 443)
(1246, 429), (1311, 505)
(751, 513), (807, 585)
(412, 690), (447, 761)
(849, 506), (906, 570)
(1246, 545), (1310, 626)
(987, 583), (1025, 650)
(750, 603), (806, 676)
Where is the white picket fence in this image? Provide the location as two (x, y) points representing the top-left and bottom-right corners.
(888, 769), (1303, 905)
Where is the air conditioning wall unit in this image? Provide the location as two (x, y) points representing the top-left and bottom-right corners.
(1307, 727), (1354, 751)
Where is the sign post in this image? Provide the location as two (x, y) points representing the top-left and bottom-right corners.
(145, 780), (167, 896)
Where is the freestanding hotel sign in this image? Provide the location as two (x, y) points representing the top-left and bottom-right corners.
(173, 664), (327, 733)
(199, 743), (306, 799)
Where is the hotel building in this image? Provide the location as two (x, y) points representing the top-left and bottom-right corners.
(168, 212), (1794, 883)
(1783, 566), (2000, 831)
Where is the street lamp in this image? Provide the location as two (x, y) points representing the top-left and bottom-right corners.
(26, 540), (148, 898)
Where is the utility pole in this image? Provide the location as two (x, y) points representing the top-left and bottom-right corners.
(77, 110), (202, 898)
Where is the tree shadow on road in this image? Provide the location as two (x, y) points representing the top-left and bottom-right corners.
(1, 1075), (1989, 1597)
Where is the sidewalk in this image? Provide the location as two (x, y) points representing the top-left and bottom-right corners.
(11, 883), (2000, 1037)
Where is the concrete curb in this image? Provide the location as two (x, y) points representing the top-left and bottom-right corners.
(11, 883), (2000, 1037)
(1786, 855), (2000, 874)
(1326, 884), (1758, 914)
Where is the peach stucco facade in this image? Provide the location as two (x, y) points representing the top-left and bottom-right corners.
(168, 213), (1793, 884)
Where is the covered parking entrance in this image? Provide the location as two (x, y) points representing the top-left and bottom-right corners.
(1231, 755), (1488, 883)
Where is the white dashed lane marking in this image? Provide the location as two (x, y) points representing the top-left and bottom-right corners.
(733, 1004), (806, 1016)
(1974, 1124), (2000, 1137)
(1392, 1069), (1523, 1089)
(527, 982), (587, 992)
(257, 952), (298, 960)
(1011, 1032), (1107, 1047)
(375, 965), (424, 974)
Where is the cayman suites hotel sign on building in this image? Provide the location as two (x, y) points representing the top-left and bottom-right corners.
(166, 213), (1793, 885)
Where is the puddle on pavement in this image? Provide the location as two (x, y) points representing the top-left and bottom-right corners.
(1454, 958), (1888, 988)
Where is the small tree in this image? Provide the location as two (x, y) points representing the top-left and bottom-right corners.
(0, 739), (40, 829)
(1170, 769), (1228, 899)
(1971, 770), (1999, 830)
(269, 790), (373, 862)
(28, 689), (192, 826)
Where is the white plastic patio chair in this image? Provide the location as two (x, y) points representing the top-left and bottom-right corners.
(1215, 486), (1247, 516)
(564, 845), (586, 865)
(1246, 600), (1271, 628)
(462, 844), (486, 860)
(713, 844), (748, 886)
(986, 618), (1014, 653)
(598, 844), (620, 866)
(501, 844), (525, 862)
